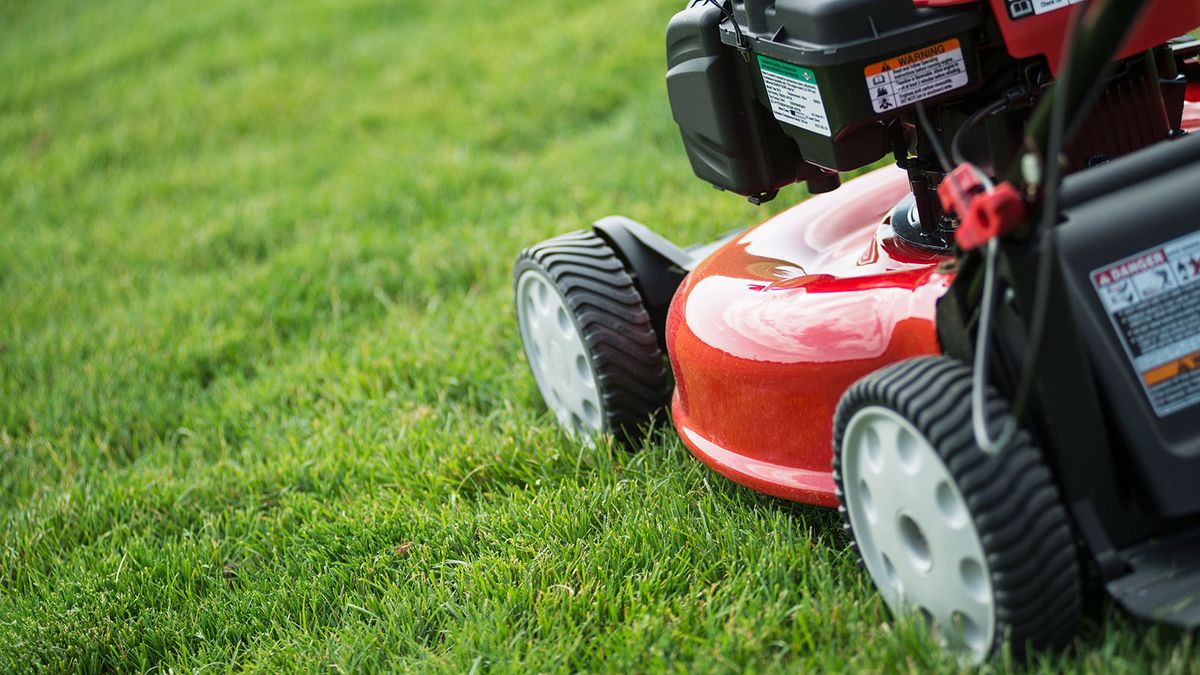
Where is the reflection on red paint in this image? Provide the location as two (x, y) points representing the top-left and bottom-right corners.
(666, 166), (951, 507)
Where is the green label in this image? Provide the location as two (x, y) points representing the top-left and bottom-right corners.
(755, 55), (830, 137)
(757, 56), (816, 83)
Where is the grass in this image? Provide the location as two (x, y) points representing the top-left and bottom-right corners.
(1, 0), (1197, 671)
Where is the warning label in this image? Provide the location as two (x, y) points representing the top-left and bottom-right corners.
(863, 39), (969, 114)
(758, 56), (831, 137)
(1092, 231), (1200, 417)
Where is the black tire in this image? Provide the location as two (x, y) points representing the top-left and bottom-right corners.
(513, 230), (671, 443)
(832, 355), (1082, 660)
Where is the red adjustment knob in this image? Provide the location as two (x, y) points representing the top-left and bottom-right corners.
(936, 166), (1027, 251)
(953, 183), (1027, 251)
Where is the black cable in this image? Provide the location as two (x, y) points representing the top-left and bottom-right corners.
(699, 0), (746, 52)
(971, 237), (1018, 453)
(975, 12), (1085, 446)
(913, 98), (1015, 451)
(1010, 8), (1085, 418)
(1009, 1), (1150, 415)
(950, 97), (1007, 168)
(915, 103), (953, 173)
(955, 38), (1088, 451)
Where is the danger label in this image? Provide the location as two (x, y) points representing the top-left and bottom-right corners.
(863, 39), (969, 114)
(1092, 230), (1200, 417)
(758, 56), (831, 137)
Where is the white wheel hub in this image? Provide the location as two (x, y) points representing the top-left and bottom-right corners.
(842, 405), (995, 660)
(516, 269), (605, 440)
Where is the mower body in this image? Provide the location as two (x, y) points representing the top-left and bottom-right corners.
(667, 102), (1200, 510)
(666, 167), (949, 506)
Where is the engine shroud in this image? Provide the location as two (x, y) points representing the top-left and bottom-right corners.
(667, 0), (983, 199)
(666, 0), (1200, 205)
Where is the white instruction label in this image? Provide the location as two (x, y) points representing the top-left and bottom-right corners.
(757, 56), (831, 137)
(1092, 230), (1200, 417)
(1005, 0), (1086, 21)
(864, 39), (969, 114)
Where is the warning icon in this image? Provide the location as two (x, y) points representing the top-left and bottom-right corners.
(1103, 279), (1137, 311)
(1176, 254), (1200, 283)
(1133, 267), (1175, 299)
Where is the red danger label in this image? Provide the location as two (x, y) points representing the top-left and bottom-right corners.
(1092, 249), (1167, 287)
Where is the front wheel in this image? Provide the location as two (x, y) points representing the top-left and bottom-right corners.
(833, 356), (1082, 662)
(514, 230), (671, 444)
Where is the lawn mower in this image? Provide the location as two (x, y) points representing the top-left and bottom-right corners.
(513, 0), (1200, 661)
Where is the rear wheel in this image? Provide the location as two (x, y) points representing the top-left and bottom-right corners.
(833, 356), (1081, 662)
(514, 230), (671, 443)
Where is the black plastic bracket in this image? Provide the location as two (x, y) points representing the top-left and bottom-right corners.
(1106, 524), (1200, 628)
(592, 216), (693, 352)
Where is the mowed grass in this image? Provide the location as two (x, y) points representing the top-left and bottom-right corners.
(1, 0), (1197, 671)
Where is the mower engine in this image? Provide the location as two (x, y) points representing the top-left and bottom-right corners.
(666, 0), (1199, 248)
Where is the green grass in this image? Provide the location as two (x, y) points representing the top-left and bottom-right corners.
(1, 0), (1197, 671)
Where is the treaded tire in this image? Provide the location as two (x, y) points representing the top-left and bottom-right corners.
(514, 230), (671, 443)
(833, 355), (1081, 660)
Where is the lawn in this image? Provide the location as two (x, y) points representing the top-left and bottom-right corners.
(1, 0), (1196, 671)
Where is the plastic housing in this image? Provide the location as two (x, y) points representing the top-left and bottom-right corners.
(723, 0), (983, 170)
(665, 4), (818, 200)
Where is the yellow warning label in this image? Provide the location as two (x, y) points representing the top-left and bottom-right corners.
(865, 39), (960, 76)
(863, 39), (968, 113)
(1143, 350), (1200, 388)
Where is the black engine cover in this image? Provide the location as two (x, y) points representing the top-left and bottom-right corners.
(665, 4), (815, 202)
(665, 0), (983, 200)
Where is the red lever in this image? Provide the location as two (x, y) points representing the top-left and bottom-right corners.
(937, 165), (1027, 251)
